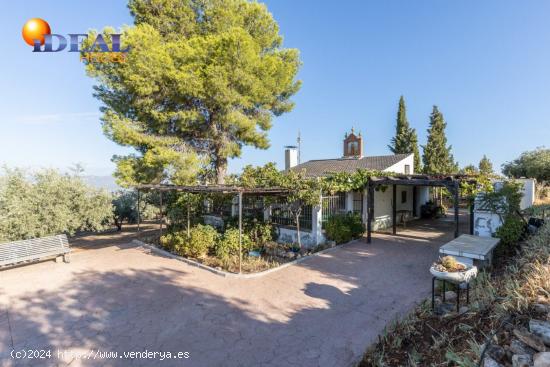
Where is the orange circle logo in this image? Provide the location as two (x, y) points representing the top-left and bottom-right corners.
(22, 18), (51, 46)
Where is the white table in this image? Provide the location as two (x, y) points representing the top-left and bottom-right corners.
(439, 234), (500, 267)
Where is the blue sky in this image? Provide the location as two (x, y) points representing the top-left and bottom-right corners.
(1, 1), (549, 176)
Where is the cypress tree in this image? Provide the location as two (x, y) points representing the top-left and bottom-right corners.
(422, 106), (456, 174)
(388, 96), (422, 172)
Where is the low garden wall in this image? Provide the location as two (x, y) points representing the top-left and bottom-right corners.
(276, 227), (323, 248)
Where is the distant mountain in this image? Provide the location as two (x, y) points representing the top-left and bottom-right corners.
(83, 175), (121, 192)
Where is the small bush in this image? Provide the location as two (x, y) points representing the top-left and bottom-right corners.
(160, 224), (218, 258)
(186, 224), (218, 258)
(325, 213), (365, 244)
(160, 232), (186, 253)
(496, 215), (525, 247)
(215, 228), (253, 259)
(248, 222), (275, 248)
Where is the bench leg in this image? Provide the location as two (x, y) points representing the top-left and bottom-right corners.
(63, 253), (71, 263)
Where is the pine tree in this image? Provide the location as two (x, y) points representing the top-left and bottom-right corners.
(388, 96), (422, 172)
(478, 155), (493, 175)
(83, 0), (301, 185)
(422, 106), (456, 174)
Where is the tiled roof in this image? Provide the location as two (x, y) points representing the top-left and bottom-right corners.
(290, 154), (411, 177)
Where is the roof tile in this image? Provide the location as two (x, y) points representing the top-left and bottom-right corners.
(290, 154), (411, 177)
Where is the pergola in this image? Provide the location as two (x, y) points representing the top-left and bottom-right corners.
(134, 184), (290, 273)
(365, 174), (476, 244)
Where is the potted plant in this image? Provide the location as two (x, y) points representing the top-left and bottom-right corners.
(430, 256), (478, 283)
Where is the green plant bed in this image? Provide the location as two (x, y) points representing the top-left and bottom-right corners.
(149, 223), (343, 273)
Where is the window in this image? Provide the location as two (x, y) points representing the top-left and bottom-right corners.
(337, 192), (346, 210)
(401, 190), (407, 204)
(404, 164), (411, 174)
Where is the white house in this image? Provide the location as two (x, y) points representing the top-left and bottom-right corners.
(275, 128), (430, 246)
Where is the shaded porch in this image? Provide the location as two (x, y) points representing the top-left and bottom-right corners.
(365, 175), (477, 243)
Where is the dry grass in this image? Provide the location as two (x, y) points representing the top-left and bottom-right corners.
(499, 224), (550, 314)
(360, 223), (550, 367)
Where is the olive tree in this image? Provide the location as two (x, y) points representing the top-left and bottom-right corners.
(0, 168), (113, 242)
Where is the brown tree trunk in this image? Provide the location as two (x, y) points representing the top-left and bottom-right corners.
(215, 158), (227, 184)
(295, 206), (302, 249)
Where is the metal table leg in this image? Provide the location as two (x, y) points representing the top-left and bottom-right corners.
(456, 284), (460, 312)
(432, 277), (436, 310)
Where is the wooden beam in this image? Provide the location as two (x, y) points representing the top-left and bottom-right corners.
(367, 182), (374, 244)
(392, 184), (397, 235)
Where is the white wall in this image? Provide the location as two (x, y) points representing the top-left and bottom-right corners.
(473, 212), (502, 237)
(277, 227), (324, 248)
(384, 153), (415, 174)
(370, 185), (414, 230)
(472, 178), (536, 237)
(359, 184), (429, 230)
(516, 179), (536, 210)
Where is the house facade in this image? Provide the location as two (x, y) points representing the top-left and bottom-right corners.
(277, 129), (430, 246)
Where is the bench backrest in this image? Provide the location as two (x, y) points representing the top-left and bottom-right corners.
(0, 234), (70, 267)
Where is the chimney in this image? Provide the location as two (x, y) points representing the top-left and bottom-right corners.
(284, 146), (298, 170)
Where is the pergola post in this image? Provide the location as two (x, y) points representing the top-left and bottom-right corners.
(367, 181), (374, 244)
(412, 186), (417, 217)
(136, 189), (140, 232)
(469, 198), (475, 235)
(238, 191), (243, 274)
(159, 190), (163, 238)
(392, 184), (397, 235)
(187, 200), (191, 239)
(453, 182), (459, 238)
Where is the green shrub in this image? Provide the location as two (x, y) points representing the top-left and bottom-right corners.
(223, 218), (274, 249)
(325, 212), (365, 244)
(160, 232), (186, 253)
(215, 228), (253, 259)
(496, 215), (525, 247)
(160, 224), (218, 258)
(248, 222), (275, 248)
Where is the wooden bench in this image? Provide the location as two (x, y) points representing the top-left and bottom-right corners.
(0, 234), (71, 268)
